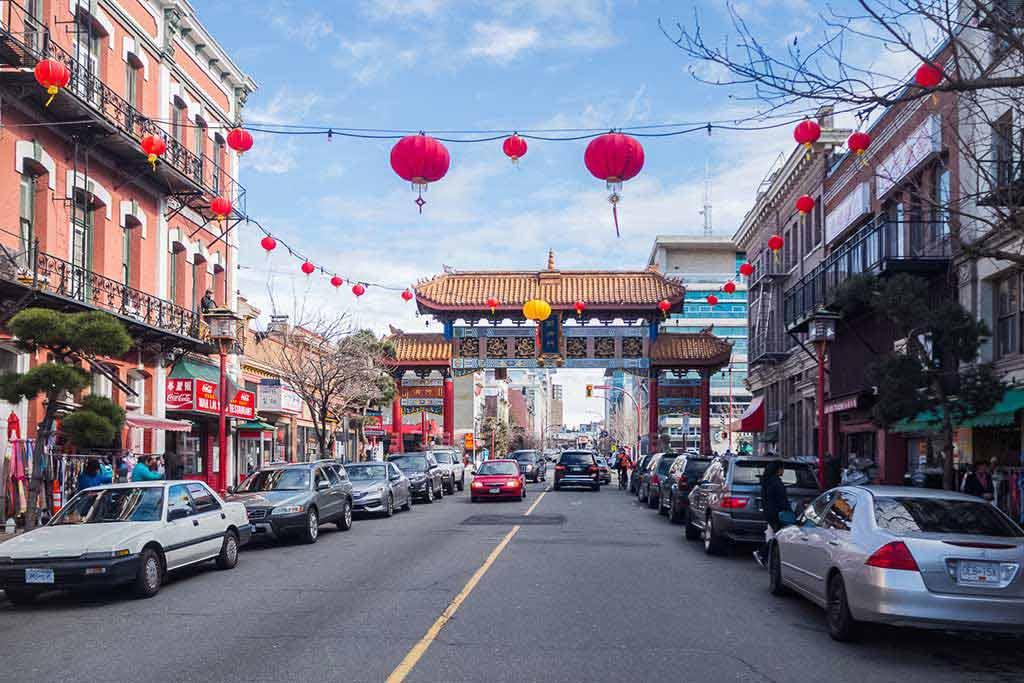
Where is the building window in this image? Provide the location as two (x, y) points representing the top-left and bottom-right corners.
(991, 111), (1013, 188)
(19, 174), (35, 263)
(802, 211), (812, 259)
(933, 167), (950, 239)
(813, 199), (823, 247)
(71, 192), (94, 272)
(996, 274), (1019, 359)
(92, 370), (113, 399)
(192, 261), (199, 311)
(213, 135), (225, 194)
(171, 98), (187, 144)
(169, 247), (181, 305)
(125, 56), (142, 109)
(784, 227), (794, 271)
(126, 371), (145, 409)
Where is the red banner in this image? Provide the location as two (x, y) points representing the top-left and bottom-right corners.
(165, 378), (255, 420)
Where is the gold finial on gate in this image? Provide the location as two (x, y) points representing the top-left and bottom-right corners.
(547, 249), (555, 271)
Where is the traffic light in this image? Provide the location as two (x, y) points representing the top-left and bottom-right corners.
(586, 384), (593, 398)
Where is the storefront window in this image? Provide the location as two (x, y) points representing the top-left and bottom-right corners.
(844, 431), (877, 471)
(996, 274), (1018, 358)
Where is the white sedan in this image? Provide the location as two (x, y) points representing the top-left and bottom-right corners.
(0, 480), (250, 604)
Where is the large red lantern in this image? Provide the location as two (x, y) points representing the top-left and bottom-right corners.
(706, 294), (719, 307)
(584, 132), (645, 238)
(402, 289), (414, 302)
(226, 128), (254, 155)
(330, 276), (343, 288)
(502, 134), (527, 164)
(847, 131), (871, 157)
(768, 234), (785, 252)
(486, 296), (499, 314)
(793, 119), (821, 157)
(574, 300), (586, 316)
(739, 262), (754, 278)
(301, 261), (315, 275)
(34, 59), (70, 107)
(140, 134), (167, 171)
(390, 134), (450, 213)
(351, 283), (366, 297)
(915, 63), (943, 88)
(723, 281), (737, 294)
(260, 235), (277, 252)
(796, 195), (815, 215)
(210, 197), (232, 221)
(658, 299), (671, 316)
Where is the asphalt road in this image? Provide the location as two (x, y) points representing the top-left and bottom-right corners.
(3, 477), (1023, 682)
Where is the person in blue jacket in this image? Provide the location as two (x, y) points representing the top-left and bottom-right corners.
(131, 455), (163, 482)
(77, 459), (112, 491)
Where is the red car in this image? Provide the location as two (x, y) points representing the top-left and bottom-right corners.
(470, 459), (526, 502)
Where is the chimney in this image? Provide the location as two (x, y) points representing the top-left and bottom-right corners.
(268, 314), (289, 335)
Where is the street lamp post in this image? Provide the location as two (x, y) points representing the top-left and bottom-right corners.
(204, 307), (240, 493)
(808, 314), (837, 489)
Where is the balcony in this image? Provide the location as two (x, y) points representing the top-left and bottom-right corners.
(748, 247), (789, 287)
(0, 0), (245, 214)
(748, 328), (789, 364)
(0, 232), (214, 353)
(783, 216), (950, 331)
(978, 158), (1024, 208)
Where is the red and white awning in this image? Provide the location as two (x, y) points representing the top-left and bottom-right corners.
(728, 396), (765, 433)
(126, 413), (193, 432)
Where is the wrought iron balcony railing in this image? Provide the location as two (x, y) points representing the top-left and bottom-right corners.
(979, 157), (1024, 207)
(748, 328), (789, 364)
(0, 0), (245, 213)
(748, 246), (790, 287)
(783, 215), (950, 329)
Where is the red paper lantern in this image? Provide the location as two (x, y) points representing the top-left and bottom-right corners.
(584, 133), (645, 238)
(260, 236), (277, 252)
(793, 119), (821, 154)
(915, 63), (943, 88)
(351, 283), (366, 297)
(847, 131), (871, 157)
(140, 134), (167, 171)
(227, 128), (253, 155)
(706, 294), (719, 307)
(301, 261), (315, 275)
(330, 276), (343, 288)
(658, 299), (671, 314)
(574, 300), (586, 316)
(739, 262), (754, 277)
(768, 234), (785, 252)
(503, 134), (528, 163)
(390, 134), (450, 213)
(723, 281), (737, 294)
(402, 289), (414, 302)
(796, 195), (815, 215)
(34, 59), (70, 106)
(210, 196), (232, 220)
(486, 296), (499, 314)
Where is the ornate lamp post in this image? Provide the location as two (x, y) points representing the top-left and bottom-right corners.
(204, 307), (240, 493)
(808, 314), (837, 489)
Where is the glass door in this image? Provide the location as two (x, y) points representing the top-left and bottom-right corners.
(70, 195), (93, 301)
(19, 174), (35, 267)
(73, 21), (101, 105)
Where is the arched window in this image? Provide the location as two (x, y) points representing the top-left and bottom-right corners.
(213, 133), (226, 194)
(171, 96), (187, 144)
(125, 52), (143, 109)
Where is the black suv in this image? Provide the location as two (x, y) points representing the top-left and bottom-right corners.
(509, 449), (546, 483)
(226, 462), (354, 543)
(553, 450), (600, 491)
(638, 453), (678, 509)
(387, 452), (445, 503)
(659, 454), (713, 523)
(686, 456), (820, 554)
(629, 453), (654, 495)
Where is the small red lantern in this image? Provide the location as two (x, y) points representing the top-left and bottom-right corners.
(584, 132), (645, 238)
(915, 63), (943, 88)
(574, 300), (586, 316)
(793, 120), (821, 157)
(227, 128), (254, 155)
(707, 294), (719, 307)
(210, 197), (232, 221)
(658, 299), (671, 316)
(352, 283), (366, 297)
(390, 134), (450, 213)
(768, 234), (785, 252)
(739, 262), (754, 277)
(796, 195), (815, 215)
(330, 276), (343, 288)
(847, 131), (871, 157)
(402, 289), (414, 302)
(486, 296), (499, 314)
(502, 134), (528, 164)
(140, 134), (167, 171)
(260, 235), (277, 252)
(301, 261), (315, 275)
(723, 281), (737, 294)
(34, 59), (70, 107)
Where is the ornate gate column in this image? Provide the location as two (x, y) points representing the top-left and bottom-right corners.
(699, 369), (712, 455)
(390, 375), (404, 454)
(442, 370), (454, 446)
(648, 370), (659, 454)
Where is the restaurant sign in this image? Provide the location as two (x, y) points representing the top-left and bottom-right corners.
(166, 378), (256, 419)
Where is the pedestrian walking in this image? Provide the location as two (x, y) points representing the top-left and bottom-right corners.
(131, 455), (163, 482)
(963, 461), (994, 501)
(77, 458), (112, 491)
(753, 460), (789, 568)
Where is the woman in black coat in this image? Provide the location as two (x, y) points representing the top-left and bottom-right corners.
(754, 460), (790, 567)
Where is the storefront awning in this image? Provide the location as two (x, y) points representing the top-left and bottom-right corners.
(169, 357), (240, 397)
(237, 420), (276, 431)
(893, 388), (1024, 433)
(728, 396), (764, 433)
(125, 414), (192, 432)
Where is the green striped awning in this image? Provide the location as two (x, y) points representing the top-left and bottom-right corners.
(892, 388), (1024, 433)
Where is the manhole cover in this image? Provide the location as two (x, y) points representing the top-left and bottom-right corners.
(461, 514), (565, 526)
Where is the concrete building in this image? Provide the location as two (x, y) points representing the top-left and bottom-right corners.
(550, 384), (564, 429)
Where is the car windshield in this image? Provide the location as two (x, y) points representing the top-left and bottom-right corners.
(50, 487), (164, 525)
(510, 451), (536, 462)
(732, 461), (819, 488)
(874, 497), (1024, 537)
(433, 452), (455, 464)
(656, 456), (678, 475)
(477, 462), (518, 476)
(238, 468), (310, 492)
(560, 452), (593, 465)
(390, 455), (427, 473)
(347, 464), (388, 481)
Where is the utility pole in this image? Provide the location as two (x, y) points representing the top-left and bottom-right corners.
(699, 160), (713, 235)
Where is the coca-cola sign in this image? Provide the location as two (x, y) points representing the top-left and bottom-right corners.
(165, 377), (255, 419)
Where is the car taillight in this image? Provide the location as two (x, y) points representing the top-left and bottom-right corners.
(720, 496), (748, 509)
(588, 465), (598, 473)
(650, 475), (660, 486)
(677, 475), (688, 487)
(866, 541), (919, 571)
(555, 465), (566, 471)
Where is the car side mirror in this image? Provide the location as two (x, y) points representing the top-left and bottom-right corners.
(226, 486), (235, 495)
(168, 508), (189, 522)
(390, 473), (402, 481)
(317, 480), (330, 491)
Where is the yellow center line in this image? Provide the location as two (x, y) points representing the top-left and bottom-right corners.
(385, 488), (548, 683)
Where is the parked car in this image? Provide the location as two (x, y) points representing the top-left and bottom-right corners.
(432, 448), (465, 493)
(553, 450), (601, 491)
(346, 462), (413, 516)
(387, 452), (445, 503)
(0, 481), (249, 604)
(686, 456), (819, 554)
(639, 453), (678, 509)
(629, 454), (654, 495)
(470, 459), (527, 502)
(509, 449), (546, 483)
(595, 457), (612, 485)
(770, 486), (1024, 641)
(227, 462), (354, 544)
(660, 455), (713, 523)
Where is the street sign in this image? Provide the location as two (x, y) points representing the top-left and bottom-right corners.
(464, 433), (475, 449)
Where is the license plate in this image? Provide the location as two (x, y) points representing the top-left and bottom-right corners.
(489, 488), (500, 494)
(958, 560), (1000, 585)
(25, 568), (54, 584)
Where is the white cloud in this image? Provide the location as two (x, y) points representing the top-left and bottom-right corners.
(362, 0), (449, 21)
(466, 22), (540, 62)
(260, 3), (335, 49)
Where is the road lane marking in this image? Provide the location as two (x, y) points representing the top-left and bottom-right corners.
(386, 488), (548, 683)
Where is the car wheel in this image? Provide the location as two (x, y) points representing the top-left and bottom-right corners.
(457, 475), (465, 491)
(703, 514), (726, 555)
(827, 574), (860, 642)
(684, 509), (701, 540)
(3, 588), (37, 606)
(658, 494), (669, 516)
(769, 543), (790, 597)
(669, 497), (683, 524)
(436, 481), (445, 500)
(133, 548), (163, 598)
(470, 496), (478, 503)
(522, 487), (527, 500)
(553, 483), (560, 491)
(648, 492), (658, 509)
(591, 483), (600, 491)
(215, 531), (239, 570)
(445, 478), (455, 495)
(337, 499), (353, 531)
(383, 493), (394, 518)
(301, 508), (319, 543)
(424, 484), (434, 504)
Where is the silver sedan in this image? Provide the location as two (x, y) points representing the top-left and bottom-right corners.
(346, 462), (413, 517)
(769, 485), (1024, 640)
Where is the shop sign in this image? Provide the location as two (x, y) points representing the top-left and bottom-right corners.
(402, 385), (443, 400)
(165, 378), (256, 419)
(825, 396), (860, 414)
(402, 377), (443, 387)
(257, 382), (303, 415)
(166, 378), (196, 411)
(876, 114), (941, 199)
(826, 181), (871, 245)
(364, 413), (384, 436)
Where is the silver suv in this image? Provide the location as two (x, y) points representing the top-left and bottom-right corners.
(431, 448), (465, 494)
